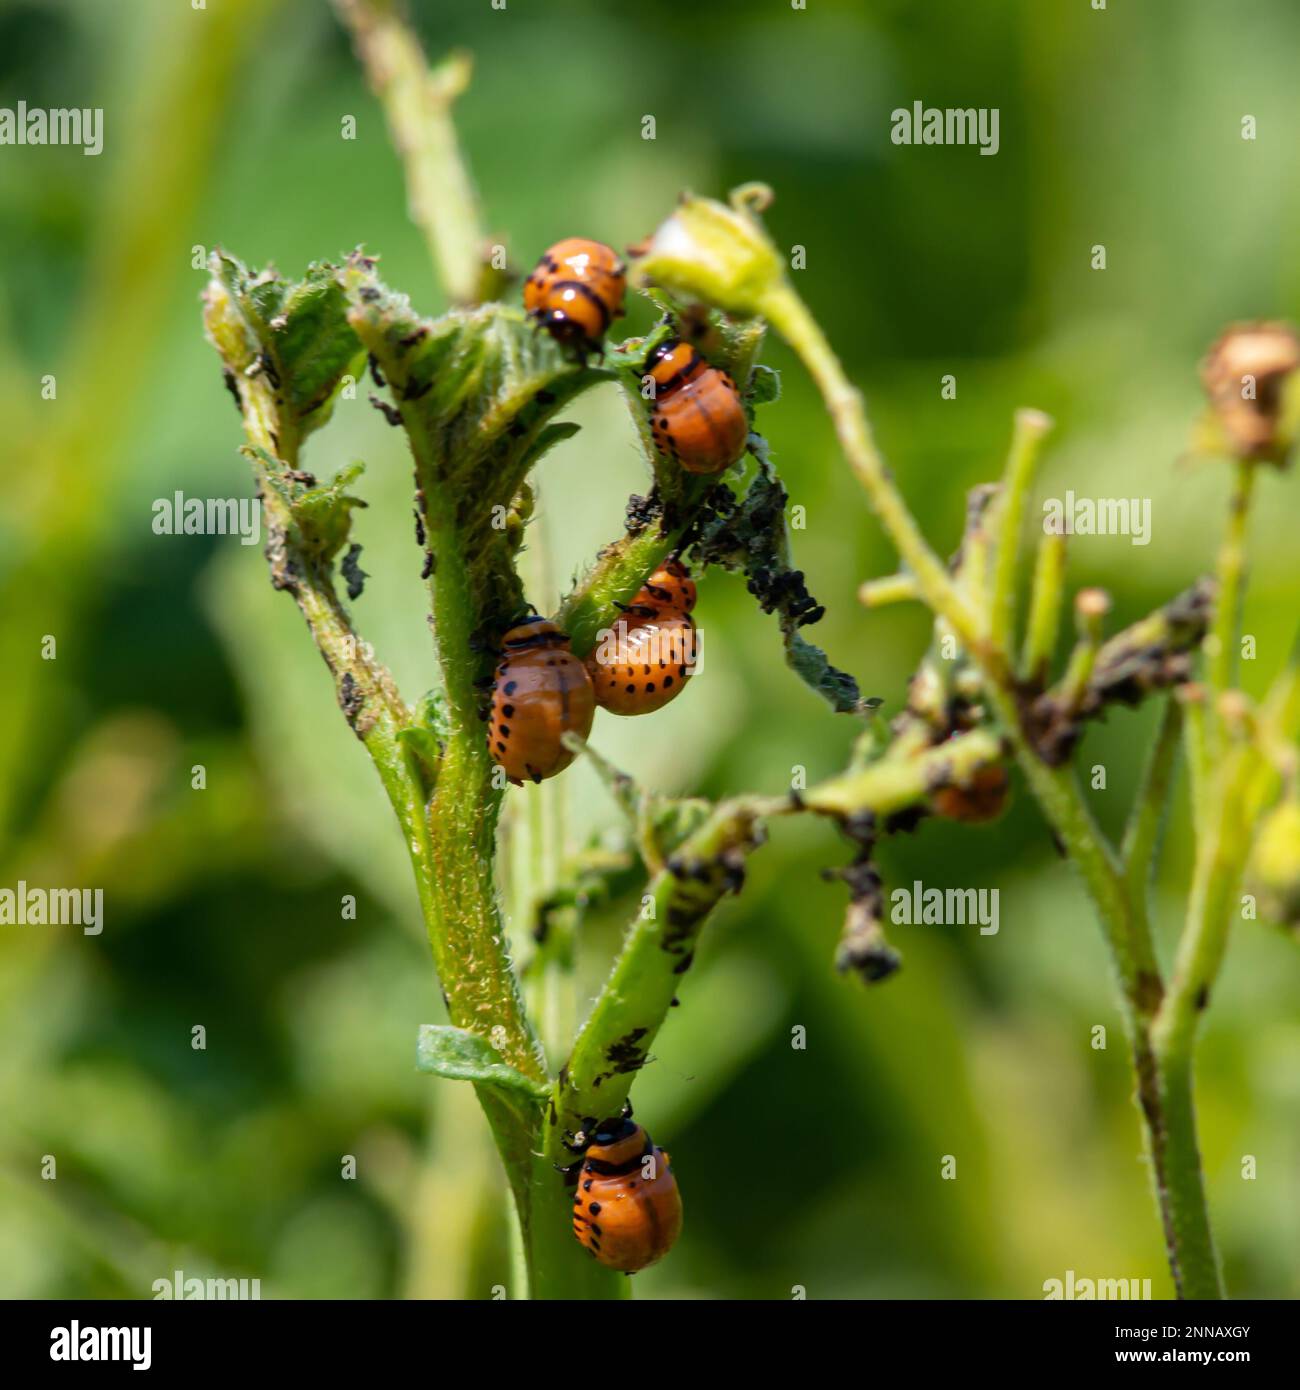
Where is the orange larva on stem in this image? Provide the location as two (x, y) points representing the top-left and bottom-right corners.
(586, 559), (699, 716)
(587, 613), (697, 717)
(488, 617), (595, 785)
(932, 764), (1010, 824)
(523, 237), (626, 356)
(564, 1109), (683, 1274)
(625, 555), (696, 620)
(645, 338), (749, 474)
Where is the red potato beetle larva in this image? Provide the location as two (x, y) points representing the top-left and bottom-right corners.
(524, 237), (626, 356)
(645, 338), (749, 474)
(586, 559), (698, 716)
(560, 1102), (683, 1274)
(488, 617), (595, 785)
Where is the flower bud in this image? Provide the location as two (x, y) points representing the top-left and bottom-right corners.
(1249, 799), (1300, 926)
(1200, 322), (1300, 463)
(631, 188), (785, 319)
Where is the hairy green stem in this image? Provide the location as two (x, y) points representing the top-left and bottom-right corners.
(770, 268), (1225, 1298)
(988, 409), (1054, 653)
(1206, 461), (1255, 719)
(761, 282), (984, 653)
(336, 0), (501, 304)
(1020, 526), (1068, 684)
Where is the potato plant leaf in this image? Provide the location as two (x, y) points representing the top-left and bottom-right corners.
(416, 1024), (549, 1101)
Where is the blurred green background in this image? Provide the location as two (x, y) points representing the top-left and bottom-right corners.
(2, 0), (1299, 1299)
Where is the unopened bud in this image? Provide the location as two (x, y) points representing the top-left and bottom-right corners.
(1200, 322), (1300, 463)
(631, 189), (785, 319)
(1249, 800), (1300, 927)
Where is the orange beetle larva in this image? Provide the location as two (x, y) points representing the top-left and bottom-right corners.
(586, 559), (698, 716)
(488, 617), (595, 785)
(523, 237), (626, 356)
(645, 338), (749, 474)
(564, 1106), (683, 1274)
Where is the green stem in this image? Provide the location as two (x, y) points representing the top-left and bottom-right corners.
(760, 282), (984, 654)
(335, 0), (501, 304)
(858, 572), (921, 609)
(799, 728), (1004, 819)
(1020, 526), (1068, 685)
(1057, 589), (1109, 713)
(769, 275), (1224, 1298)
(1207, 461), (1255, 716)
(988, 409), (1054, 653)
(1122, 697), (1182, 899)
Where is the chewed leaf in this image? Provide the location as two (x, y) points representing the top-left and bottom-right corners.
(341, 254), (605, 509)
(340, 252), (612, 636)
(416, 1025), (549, 1100)
(203, 252), (366, 455)
(247, 450), (367, 568)
(292, 461), (368, 564)
(748, 364), (781, 406)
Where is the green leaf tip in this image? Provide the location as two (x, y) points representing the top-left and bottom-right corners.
(416, 1024), (549, 1101)
(203, 250), (366, 456)
(338, 251), (625, 648)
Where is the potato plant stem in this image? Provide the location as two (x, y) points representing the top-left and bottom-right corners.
(1207, 461), (1255, 722)
(761, 283), (985, 655)
(769, 272), (1226, 1298)
(336, 0), (497, 304)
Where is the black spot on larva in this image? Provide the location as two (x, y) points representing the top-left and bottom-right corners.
(1194, 984), (1210, 1011)
(625, 684), (636, 694)
(663, 676), (674, 688)
(590, 1223), (603, 1237)
(583, 1180), (593, 1191)
(672, 951), (694, 975)
(504, 680), (517, 695)
(421, 552), (433, 580)
(502, 704), (515, 718)
(645, 683), (655, 693)
(589, 1202), (602, 1216)
(500, 725), (511, 738)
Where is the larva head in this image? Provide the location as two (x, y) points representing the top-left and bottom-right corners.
(584, 1116), (648, 1168)
(644, 338), (703, 397)
(524, 238), (626, 353)
(499, 615), (572, 653)
(631, 557), (696, 617)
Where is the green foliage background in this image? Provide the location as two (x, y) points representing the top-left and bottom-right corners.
(2, 0), (1299, 1298)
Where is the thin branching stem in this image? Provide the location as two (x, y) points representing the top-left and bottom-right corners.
(1206, 460), (1256, 719)
(336, 0), (500, 304)
(988, 408), (1054, 653)
(1020, 526), (1068, 684)
(767, 260), (1227, 1298)
(761, 282), (985, 656)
